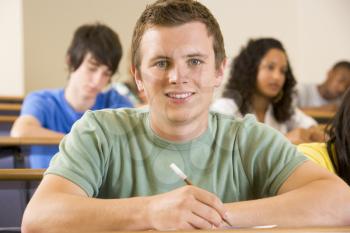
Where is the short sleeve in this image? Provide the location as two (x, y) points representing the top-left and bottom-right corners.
(45, 111), (111, 197)
(20, 92), (48, 125)
(236, 115), (308, 197)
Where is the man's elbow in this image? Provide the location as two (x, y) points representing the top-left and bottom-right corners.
(10, 126), (22, 137)
(10, 118), (34, 137)
(338, 192), (350, 225)
(10, 125), (27, 137)
(21, 208), (42, 233)
(328, 179), (350, 225)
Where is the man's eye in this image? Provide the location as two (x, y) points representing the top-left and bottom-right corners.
(155, 60), (168, 69)
(188, 59), (202, 66)
(88, 66), (98, 72)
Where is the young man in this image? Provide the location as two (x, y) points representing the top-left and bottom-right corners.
(22, 1), (350, 232)
(10, 23), (133, 168)
(296, 61), (350, 111)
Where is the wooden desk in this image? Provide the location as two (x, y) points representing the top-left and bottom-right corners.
(302, 109), (335, 119)
(104, 226), (350, 233)
(0, 136), (61, 146)
(0, 95), (23, 103)
(0, 115), (17, 123)
(0, 103), (22, 112)
(0, 136), (61, 168)
(0, 169), (44, 180)
(302, 109), (335, 124)
(120, 226), (350, 233)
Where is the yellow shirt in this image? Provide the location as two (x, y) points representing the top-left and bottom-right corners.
(297, 142), (336, 173)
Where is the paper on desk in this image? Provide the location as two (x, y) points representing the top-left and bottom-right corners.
(224, 224), (277, 229)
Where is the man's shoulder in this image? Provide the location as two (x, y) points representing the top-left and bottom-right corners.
(25, 88), (63, 100)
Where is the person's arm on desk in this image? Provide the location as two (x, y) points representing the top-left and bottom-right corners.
(285, 126), (325, 144)
(224, 161), (350, 227)
(10, 115), (64, 138)
(22, 174), (228, 233)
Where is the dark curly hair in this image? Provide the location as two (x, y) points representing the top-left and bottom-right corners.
(326, 87), (350, 185)
(222, 38), (296, 122)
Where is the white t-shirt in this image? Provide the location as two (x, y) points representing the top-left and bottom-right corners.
(296, 83), (340, 107)
(211, 98), (317, 134)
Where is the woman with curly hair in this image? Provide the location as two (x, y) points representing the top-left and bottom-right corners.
(298, 88), (350, 185)
(212, 38), (323, 144)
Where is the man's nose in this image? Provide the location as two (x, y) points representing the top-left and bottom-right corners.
(168, 65), (188, 84)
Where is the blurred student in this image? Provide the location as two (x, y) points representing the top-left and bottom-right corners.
(296, 61), (350, 111)
(212, 38), (323, 144)
(10, 23), (133, 168)
(298, 88), (350, 185)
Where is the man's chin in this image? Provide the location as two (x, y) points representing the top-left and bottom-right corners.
(82, 91), (98, 99)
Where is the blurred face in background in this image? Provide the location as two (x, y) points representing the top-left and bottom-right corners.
(256, 48), (287, 99)
(324, 67), (350, 100)
(68, 53), (112, 100)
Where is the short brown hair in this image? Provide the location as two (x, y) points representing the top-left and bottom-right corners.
(131, 0), (225, 69)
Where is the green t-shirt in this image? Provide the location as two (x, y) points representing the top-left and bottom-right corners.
(46, 108), (307, 203)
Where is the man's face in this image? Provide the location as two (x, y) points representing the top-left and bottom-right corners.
(325, 67), (350, 99)
(69, 53), (112, 99)
(133, 22), (224, 137)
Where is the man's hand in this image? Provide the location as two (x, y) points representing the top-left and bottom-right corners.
(309, 126), (326, 142)
(146, 185), (228, 230)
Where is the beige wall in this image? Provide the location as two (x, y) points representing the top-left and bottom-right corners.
(23, 0), (151, 93)
(1, 0), (350, 95)
(297, 0), (350, 82)
(203, 0), (350, 84)
(0, 0), (24, 96)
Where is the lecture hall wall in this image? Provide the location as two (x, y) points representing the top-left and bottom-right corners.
(1, 0), (350, 96)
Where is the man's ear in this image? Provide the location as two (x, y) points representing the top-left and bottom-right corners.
(214, 58), (227, 87)
(131, 65), (144, 91)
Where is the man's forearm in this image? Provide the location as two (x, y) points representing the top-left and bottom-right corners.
(224, 179), (350, 228)
(22, 194), (152, 233)
(11, 123), (64, 138)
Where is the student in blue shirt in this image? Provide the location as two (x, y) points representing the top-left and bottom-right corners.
(10, 23), (133, 168)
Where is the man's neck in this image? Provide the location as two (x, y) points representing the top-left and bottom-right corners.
(64, 86), (96, 112)
(150, 113), (209, 142)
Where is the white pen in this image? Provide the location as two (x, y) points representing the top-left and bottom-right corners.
(169, 163), (192, 185)
(169, 163), (232, 227)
